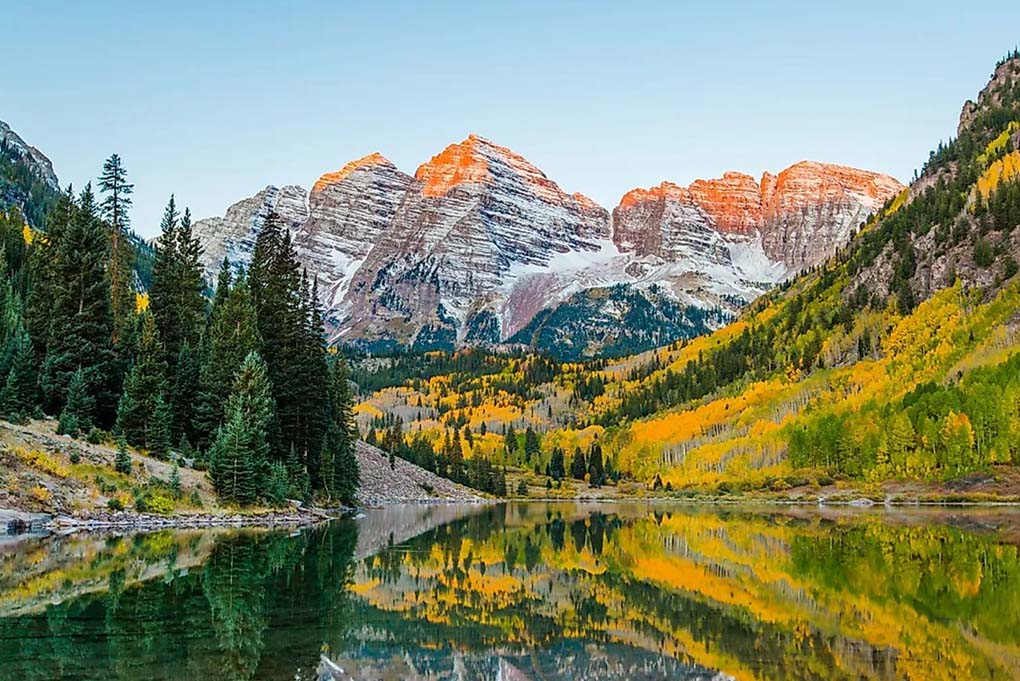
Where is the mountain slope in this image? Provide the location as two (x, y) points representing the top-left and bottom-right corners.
(0, 119), (61, 228)
(353, 53), (1020, 493)
(193, 137), (900, 358)
(589, 53), (1020, 487)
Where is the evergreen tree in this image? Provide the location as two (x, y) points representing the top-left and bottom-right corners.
(170, 340), (200, 444)
(59, 367), (95, 435)
(248, 213), (313, 481)
(149, 393), (173, 459)
(149, 197), (180, 362)
(39, 186), (115, 424)
(169, 464), (182, 499)
(193, 273), (259, 450)
(503, 424), (517, 455)
(320, 357), (359, 505)
(449, 428), (464, 482)
(284, 443), (309, 499)
(570, 446), (587, 480)
(149, 198), (206, 367)
(549, 447), (565, 481)
(209, 352), (275, 505)
(24, 190), (72, 363)
(114, 438), (132, 476)
(588, 439), (604, 487)
(115, 312), (168, 449)
(97, 153), (135, 344)
(523, 427), (540, 461)
(293, 273), (329, 488)
(0, 325), (35, 417)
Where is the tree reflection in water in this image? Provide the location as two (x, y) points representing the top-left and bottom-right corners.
(0, 504), (1019, 681)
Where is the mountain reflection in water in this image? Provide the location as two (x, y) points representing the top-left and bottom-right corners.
(1, 502), (1018, 680)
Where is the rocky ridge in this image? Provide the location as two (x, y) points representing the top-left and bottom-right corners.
(0, 119), (59, 190)
(193, 136), (902, 357)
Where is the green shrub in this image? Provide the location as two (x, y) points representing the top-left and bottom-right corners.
(1004, 256), (1019, 279)
(57, 412), (79, 437)
(86, 428), (105, 445)
(107, 498), (123, 511)
(69, 451), (81, 465)
(973, 239), (995, 267)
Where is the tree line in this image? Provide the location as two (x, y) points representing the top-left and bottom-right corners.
(0, 154), (359, 507)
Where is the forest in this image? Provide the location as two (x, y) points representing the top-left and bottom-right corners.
(0, 153), (359, 509)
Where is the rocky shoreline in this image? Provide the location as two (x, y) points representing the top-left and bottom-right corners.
(3, 506), (347, 535)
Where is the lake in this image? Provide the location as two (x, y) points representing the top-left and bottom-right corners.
(1, 502), (1018, 680)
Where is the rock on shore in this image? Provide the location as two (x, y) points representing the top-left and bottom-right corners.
(355, 441), (489, 506)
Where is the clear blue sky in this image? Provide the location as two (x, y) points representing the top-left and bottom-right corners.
(6, 1), (1019, 236)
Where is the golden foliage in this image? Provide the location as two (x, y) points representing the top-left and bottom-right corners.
(977, 149), (1020, 198)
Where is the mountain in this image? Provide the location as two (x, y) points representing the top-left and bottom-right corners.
(353, 53), (1020, 493)
(0, 119), (61, 228)
(193, 135), (901, 358)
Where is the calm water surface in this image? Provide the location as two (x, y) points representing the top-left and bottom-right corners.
(1, 502), (1019, 680)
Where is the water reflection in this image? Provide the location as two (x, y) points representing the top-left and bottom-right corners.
(1, 503), (1019, 680)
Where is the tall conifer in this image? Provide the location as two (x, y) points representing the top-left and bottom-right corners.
(97, 154), (135, 343)
(39, 185), (115, 424)
(209, 352), (275, 505)
(115, 312), (168, 449)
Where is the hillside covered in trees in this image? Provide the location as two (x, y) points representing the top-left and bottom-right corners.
(355, 54), (1020, 496)
(0, 151), (360, 512)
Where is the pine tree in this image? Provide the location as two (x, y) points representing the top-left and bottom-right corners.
(523, 427), (540, 461)
(570, 446), (587, 480)
(149, 393), (173, 459)
(114, 438), (132, 476)
(169, 464), (182, 499)
(97, 154), (135, 344)
(150, 198), (206, 367)
(503, 424), (517, 455)
(193, 273), (259, 450)
(588, 439), (604, 487)
(59, 367), (95, 436)
(209, 352), (275, 505)
(115, 312), (168, 449)
(170, 340), (200, 443)
(174, 208), (207, 338)
(549, 447), (565, 481)
(284, 443), (309, 499)
(320, 357), (359, 505)
(248, 213), (308, 476)
(1, 325), (35, 417)
(39, 185), (115, 423)
(24, 190), (72, 363)
(449, 428), (464, 482)
(293, 273), (329, 488)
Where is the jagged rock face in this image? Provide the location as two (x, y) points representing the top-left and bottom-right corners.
(959, 58), (1020, 135)
(0, 120), (59, 190)
(295, 154), (413, 311)
(338, 135), (611, 343)
(193, 136), (902, 357)
(193, 185), (308, 278)
(759, 161), (905, 271)
(615, 162), (903, 278)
